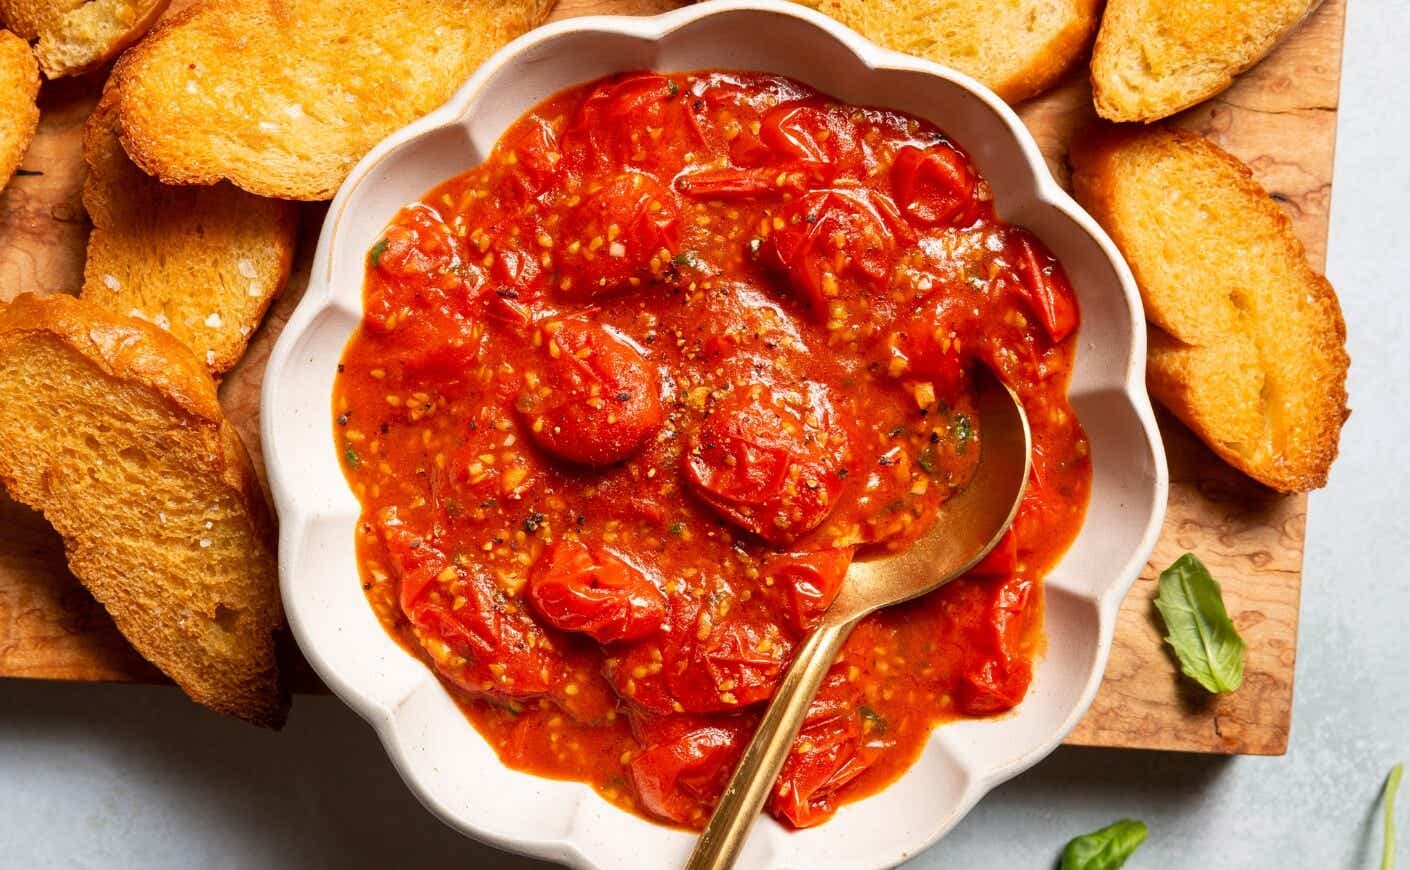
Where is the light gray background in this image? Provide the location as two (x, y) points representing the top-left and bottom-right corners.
(2, 3), (1405, 867)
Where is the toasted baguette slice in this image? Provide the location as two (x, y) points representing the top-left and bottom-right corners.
(1090, 0), (1319, 122)
(789, 0), (1100, 104)
(1071, 125), (1348, 491)
(0, 293), (288, 726)
(0, 29), (38, 191)
(111, 0), (555, 200)
(0, 0), (168, 78)
(81, 90), (298, 375)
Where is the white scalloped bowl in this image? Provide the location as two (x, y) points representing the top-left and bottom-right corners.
(261, 3), (1168, 867)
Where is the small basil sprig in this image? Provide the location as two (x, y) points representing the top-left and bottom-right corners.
(1060, 819), (1148, 870)
(1153, 553), (1244, 693)
(1386, 763), (1404, 870)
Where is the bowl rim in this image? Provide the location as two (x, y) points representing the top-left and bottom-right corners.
(261, 2), (1169, 866)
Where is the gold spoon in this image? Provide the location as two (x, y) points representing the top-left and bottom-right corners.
(686, 367), (1032, 870)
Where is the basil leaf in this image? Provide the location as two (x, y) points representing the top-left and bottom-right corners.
(1386, 763), (1404, 870)
(1153, 553), (1244, 693)
(1060, 819), (1148, 870)
(917, 443), (938, 474)
(368, 238), (389, 268)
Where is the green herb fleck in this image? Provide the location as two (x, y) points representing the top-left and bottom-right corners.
(1385, 764), (1404, 870)
(917, 444), (939, 475)
(672, 250), (699, 268)
(1060, 819), (1148, 870)
(668, 79), (679, 97)
(368, 238), (389, 268)
(669, 521), (685, 536)
(1153, 553), (1245, 693)
(858, 706), (887, 735)
(343, 446), (360, 469)
(953, 413), (973, 454)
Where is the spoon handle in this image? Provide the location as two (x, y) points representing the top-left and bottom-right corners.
(685, 611), (864, 870)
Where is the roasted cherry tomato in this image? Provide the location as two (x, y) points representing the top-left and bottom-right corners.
(1010, 439), (1062, 558)
(880, 295), (974, 398)
(519, 318), (663, 466)
(675, 608), (791, 711)
(499, 115), (562, 203)
(956, 575), (1037, 715)
(378, 509), (564, 700)
(684, 385), (850, 545)
(760, 188), (902, 316)
(763, 548), (855, 632)
(760, 102), (859, 173)
(555, 172), (681, 299)
(628, 715), (748, 826)
(605, 593), (792, 715)
(967, 529), (1018, 579)
(486, 236), (545, 303)
(365, 204), (480, 334)
(768, 670), (876, 828)
(562, 72), (680, 173)
(675, 167), (782, 200)
(1010, 230), (1079, 343)
(890, 142), (976, 227)
(528, 540), (667, 643)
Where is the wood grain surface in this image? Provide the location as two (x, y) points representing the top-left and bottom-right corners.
(0, 0), (1346, 754)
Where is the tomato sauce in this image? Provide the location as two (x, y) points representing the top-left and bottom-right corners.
(333, 70), (1091, 830)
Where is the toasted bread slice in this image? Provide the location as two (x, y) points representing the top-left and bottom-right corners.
(0, 29), (39, 191)
(1090, 0), (1319, 122)
(1070, 125), (1348, 491)
(110, 0), (555, 200)
(0, 0), (168, 78)
(0, 293), (288, 726)
(789, 0), (1100, 104)
(81, 90), (298, 375)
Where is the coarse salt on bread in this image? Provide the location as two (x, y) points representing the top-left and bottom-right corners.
(0, 0), (169, 78)
(111, 0), (555, 201)
(1090, 0), (1320, 123)
(788, 0), (1101, 104)
(0, 29), (38, 192)
(0, 293), (288, 726)
(81, 88), (297, 375)
(1070, 124), (1348, 492)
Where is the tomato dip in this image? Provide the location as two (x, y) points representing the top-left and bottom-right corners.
(333, 70), (1091, 829)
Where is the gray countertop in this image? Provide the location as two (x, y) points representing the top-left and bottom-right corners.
(2, 3), (1405, 867)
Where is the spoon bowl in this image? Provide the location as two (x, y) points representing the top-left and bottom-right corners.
(687, 366), (1032, 870)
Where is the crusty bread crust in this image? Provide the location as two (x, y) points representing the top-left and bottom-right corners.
(0, 29), (39, 192)
(0, 0), (169, 78)
(1090, 0), (1320, 123)
(81, 88), (298, 375)
(111, 0), (555, 200)
(0, 293), (288, 726)
(992, 0), (1103, 104)
(1071, 124), (1349, 492)
(790, 0), (1101, 104)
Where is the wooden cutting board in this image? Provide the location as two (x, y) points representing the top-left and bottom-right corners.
(0, 0), (1345, 756)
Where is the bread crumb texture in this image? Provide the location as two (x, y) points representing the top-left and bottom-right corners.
(1071, 125), (1349, 492)
(112, 0), (556, 200)
(790, 0), (1101, 104)
(81, 90), (298, 375)
(1091, 0), (1319, 122)
(0, 29), (39, 191)
(0, 0), (170, 78)
(0, 294), (288, 726)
